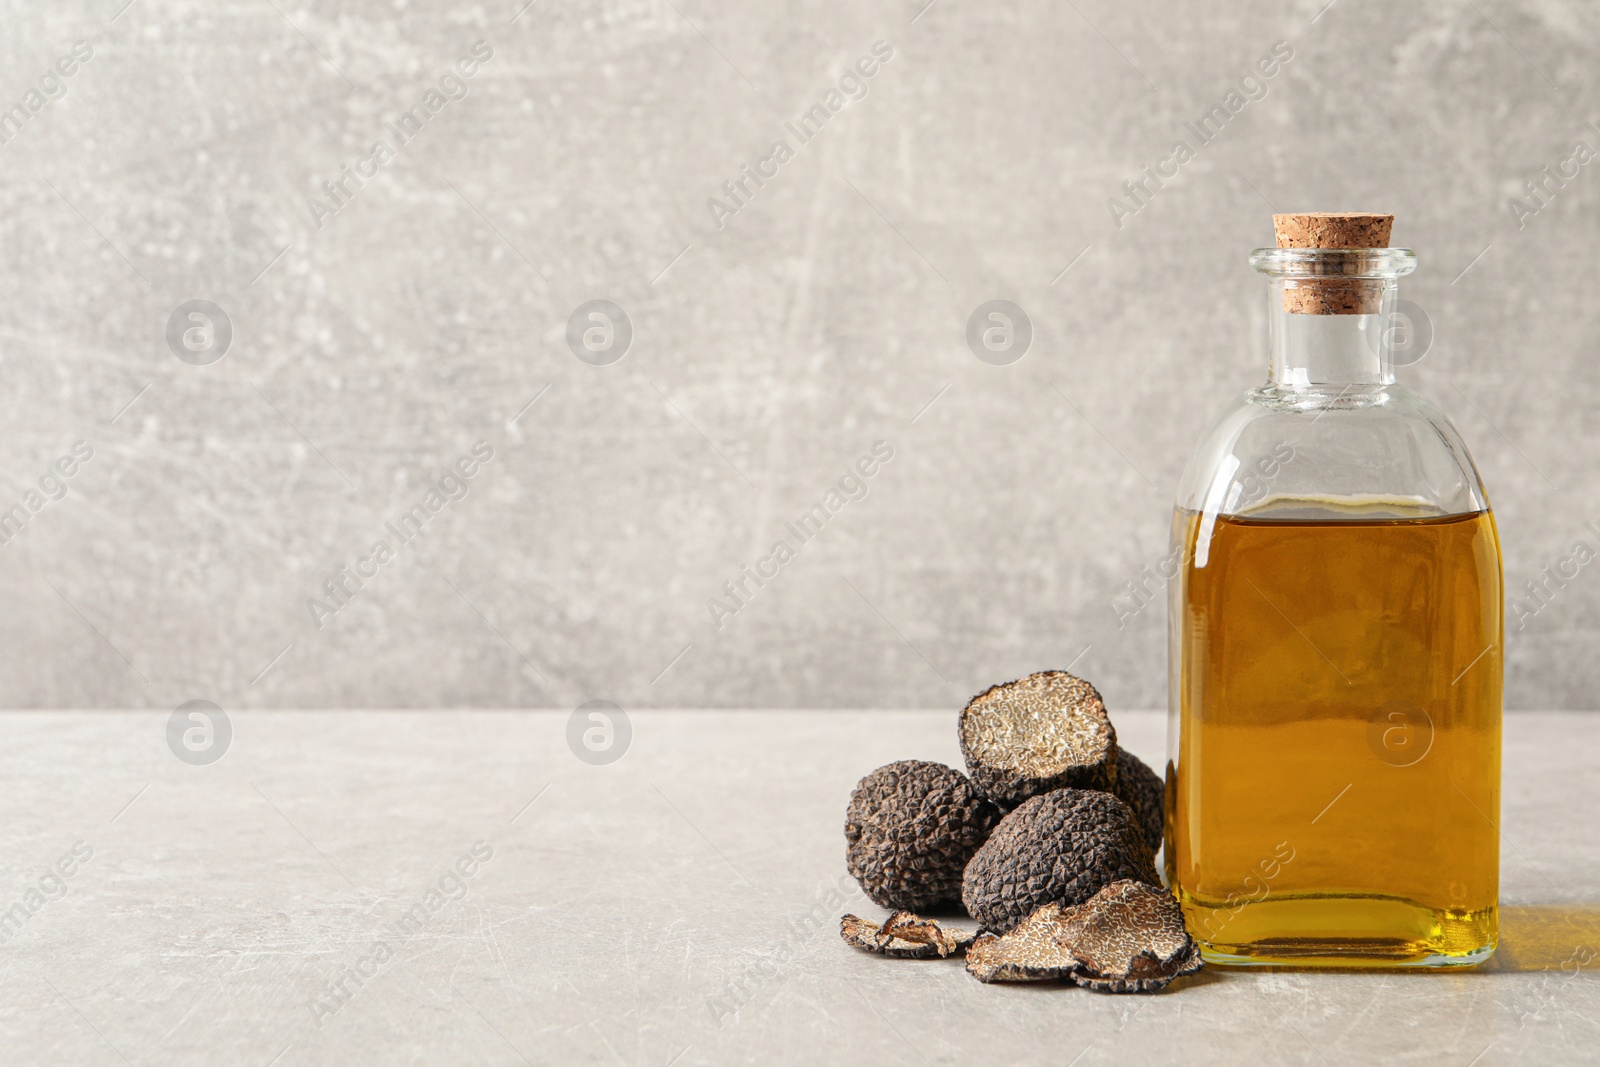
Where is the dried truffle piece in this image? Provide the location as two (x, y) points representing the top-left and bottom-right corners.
(964, 882), (1203, 993)
(965, 903), (1079, 982)
(1054, 880), (1203, 993)
(877, 911), (976, 957)
(959, 671), (1118, 809)
(961, 788), (1159, 933)
(840, 912), (976, 959)
(1112, 749), (1165, 855)
(845, 760), (1003, 911)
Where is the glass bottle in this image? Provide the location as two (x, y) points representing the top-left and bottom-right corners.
(1165, 214), (1502, 968)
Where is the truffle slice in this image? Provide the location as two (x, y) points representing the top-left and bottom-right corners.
(962, 788), (1159, 933)
(845, 760), (1002, 912)
(965, 903), (1079, 981)
(1112, 749), (1165, 855)
(840, 912), (976, 959)
(965, 882), (1202, 993)
(959, 671), (1118, 808)
(1054, 880), (1203, 993)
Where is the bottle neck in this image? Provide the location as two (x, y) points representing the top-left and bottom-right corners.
(1267, 282), (1396, 387)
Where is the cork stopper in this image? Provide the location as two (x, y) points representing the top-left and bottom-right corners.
(1272, 212), (1394, 315)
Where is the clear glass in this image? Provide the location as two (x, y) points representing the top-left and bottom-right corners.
(1165, 246), (1503, 968)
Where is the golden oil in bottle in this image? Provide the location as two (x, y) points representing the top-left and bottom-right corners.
(1167, 502), (1502, 966)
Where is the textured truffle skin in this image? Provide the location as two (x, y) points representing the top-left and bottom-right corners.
(1112, 749), (1165, 856)
(962, 789), (1160, 933)
(959, 671), (1118, 809)
(845, 760), (1003, 912)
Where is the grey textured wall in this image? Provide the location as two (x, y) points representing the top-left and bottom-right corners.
(2, 0), (1596, 710)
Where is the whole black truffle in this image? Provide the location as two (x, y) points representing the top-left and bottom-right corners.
(961, 788), (1160, 933)
(959, 671), (1118, 809)
(845, 760), (1002, 912)
(1112, 749), (1165, 856)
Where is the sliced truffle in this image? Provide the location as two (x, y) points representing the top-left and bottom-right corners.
(965, 903), (1079, 981)
(845, 760), (1002, 912)
(959, 671), (1118, 808)
(1053, 880), (1203, 993)
(840, 912), (976, 959)
(961, 788), (1159, 933)
(965, 882), (1202, 993)
(1112, 749), (1165, 855)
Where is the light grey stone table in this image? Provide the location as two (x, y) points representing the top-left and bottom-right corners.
(1, 709), (1596, 1065)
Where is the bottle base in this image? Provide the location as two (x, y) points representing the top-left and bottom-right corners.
(1181, 892), (1497, 969)
(1199, 942), (1496, 970)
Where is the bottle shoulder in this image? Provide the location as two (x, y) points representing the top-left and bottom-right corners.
(1174, 383), (1490, 519)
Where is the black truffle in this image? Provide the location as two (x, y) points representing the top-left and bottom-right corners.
(845, 760), (1002, 912)
(961, 788), (1160, 933)
(965, 903), (1080, 982)
(959, 671), (1118, 809)
(840, 912), (976, 959)
(1112, 749), (1165, 856)
(1053, 880), (1203, 993)
(965, 881), (1202, 993)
